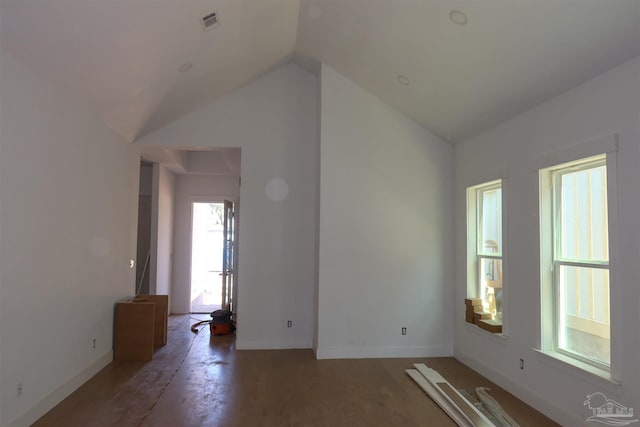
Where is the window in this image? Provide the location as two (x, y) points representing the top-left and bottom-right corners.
(540, 154), (611, 369)
(467, 180), (503, 323)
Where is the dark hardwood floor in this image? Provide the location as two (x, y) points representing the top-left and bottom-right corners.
(33, 315), (558, 426)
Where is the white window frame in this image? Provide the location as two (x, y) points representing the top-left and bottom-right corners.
(554, 156), (609, 368)
(466, 179), (505, 329)
(537, 134), (619, 379)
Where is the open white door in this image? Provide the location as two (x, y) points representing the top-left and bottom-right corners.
(221, 200), (235, 311)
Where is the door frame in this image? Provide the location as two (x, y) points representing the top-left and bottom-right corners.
(187, 195), (239, 313)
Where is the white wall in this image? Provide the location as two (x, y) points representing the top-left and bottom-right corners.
(136, 63), (318, 349)
(152, 164), (175, 298)
(171, 175), (240, 314)
(316, 64), (454, 359)
(454, 57), (640, 425)
(0, 49), (140, 427)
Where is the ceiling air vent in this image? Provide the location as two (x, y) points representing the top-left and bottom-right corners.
(201, 12), (220, 31)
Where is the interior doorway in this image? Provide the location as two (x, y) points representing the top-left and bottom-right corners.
(135, 161), (153, 295)
(190, 201), (235, 313)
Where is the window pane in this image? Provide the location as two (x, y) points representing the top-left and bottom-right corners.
(480, 188), (502, 255)
(479, 257), (502, 320)
(559, 165), (608, 261)
(558, 264), (610, 365)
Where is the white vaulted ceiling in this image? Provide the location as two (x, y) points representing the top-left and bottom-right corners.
(1, 0), (639, 143)
(297, 0), (640, 142)
(0, 0), (300, 142)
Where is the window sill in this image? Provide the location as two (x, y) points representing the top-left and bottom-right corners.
(463, 322), (509, 344)
(533, 348), (622, 393)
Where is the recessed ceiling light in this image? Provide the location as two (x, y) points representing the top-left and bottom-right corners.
(308, 5), (323, 19)
(397, 75), (410, 86)
(178, 63), (192, 72)
(449, 10), (468, 25)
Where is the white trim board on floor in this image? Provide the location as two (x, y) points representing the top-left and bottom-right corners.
(454, 351), (583, 426)
(407, 363), (495, 427)
(406, 369), (473, 427)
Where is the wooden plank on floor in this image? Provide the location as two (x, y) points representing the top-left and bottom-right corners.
(406, 369), (473, 427)
(437, 382), (494, 427)
(414, 363), (495, 427)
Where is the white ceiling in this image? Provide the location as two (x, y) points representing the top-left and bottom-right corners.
(1, 0), (639, 144)
(140, 146), (241, 175)
(0, 0), (299, 142)
(298, 0), (640, 142)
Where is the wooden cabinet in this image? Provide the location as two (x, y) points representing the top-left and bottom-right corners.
(113, 295), (168, 361)
(138, 294), (168, 348)
(114, 298), (155, 361)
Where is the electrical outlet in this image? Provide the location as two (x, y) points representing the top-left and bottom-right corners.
(519, 358), (524, 370)
(401, 327), (407, 335)
(287, 320), (292, 328)
(16, 382), (22, 397)
(92, 338), (96, 349)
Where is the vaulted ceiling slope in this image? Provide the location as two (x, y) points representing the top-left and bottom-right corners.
(297, 0), (640, 142)
(0, 0), (300, 142)
(1, 0), (639, 144)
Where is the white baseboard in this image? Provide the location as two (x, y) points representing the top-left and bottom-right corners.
(7, 351), (113, 427)
(454, 350), (584, 426)
(235, 339), (312, 350)
(315, 345), (453, 360)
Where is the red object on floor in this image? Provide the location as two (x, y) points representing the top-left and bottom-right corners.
(210, 322), (233, 335)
